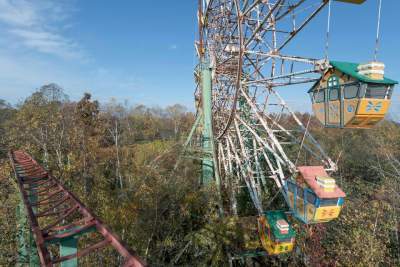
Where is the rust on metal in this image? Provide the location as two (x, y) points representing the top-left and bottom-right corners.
(9, 150), (146, 267)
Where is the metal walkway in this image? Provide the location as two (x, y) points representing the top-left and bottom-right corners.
(9, 150), (145, 267)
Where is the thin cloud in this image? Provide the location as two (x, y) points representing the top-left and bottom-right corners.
(9, 28), (83, 60)
(0, 0), (37, 27)
(0, 0), (85, 60)
(169, 44), (178, 50)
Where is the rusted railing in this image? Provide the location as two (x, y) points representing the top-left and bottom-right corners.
(9, 150), (146, 267)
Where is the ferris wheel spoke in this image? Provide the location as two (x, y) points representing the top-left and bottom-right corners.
(242, 0), (262, 17)
(270, 88), (336, 169)
(224, 139), (234, 174)
(218, 141), (229, 180)
(278, 1), (327, 51)
(252, 138), (269, 190)
(245, 68), (317, 85)
(226, 135), (248, 185)
(244, 0), (283, 48)
(239, 88), (297, 170)
(234, 121), (291, 186)
(259, 111), (329, 164)
(274, 0), (305, 21)
(227, 131), (264, 213)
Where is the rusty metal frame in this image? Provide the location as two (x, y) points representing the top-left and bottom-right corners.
(9, 150), (146, 267)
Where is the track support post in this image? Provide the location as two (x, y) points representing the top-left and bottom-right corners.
(60, 237), (78, 267)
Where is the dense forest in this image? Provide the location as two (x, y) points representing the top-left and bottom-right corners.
(1, 84), (399, 266)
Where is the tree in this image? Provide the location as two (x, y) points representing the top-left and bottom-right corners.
(6, 84), (68, 167)
(72, 92), (101, 195)
(0, 100), (15, 158)
(103, 99), (127, 189)
(166, 104), (187, 140)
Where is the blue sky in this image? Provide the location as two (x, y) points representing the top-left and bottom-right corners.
(0, 0), (399, 114)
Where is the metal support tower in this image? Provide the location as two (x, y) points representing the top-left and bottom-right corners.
(181, 61), (224, 216)
(201, 62), (214, 185)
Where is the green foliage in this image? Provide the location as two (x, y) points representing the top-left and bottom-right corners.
(1, 86), (400, 266)
(0, 160), (19, 266)
(0, 100), (15, 158)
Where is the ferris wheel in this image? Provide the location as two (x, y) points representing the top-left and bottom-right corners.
(184, 0), (396, 256)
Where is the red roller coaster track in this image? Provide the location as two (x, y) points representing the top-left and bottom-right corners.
(9, 150), (146, 267)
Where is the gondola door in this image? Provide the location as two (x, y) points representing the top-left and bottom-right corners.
(326, 75), (341, 127)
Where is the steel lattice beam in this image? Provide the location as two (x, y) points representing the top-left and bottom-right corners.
(194, 0), (339, 216)
(9, 150), (146, 267)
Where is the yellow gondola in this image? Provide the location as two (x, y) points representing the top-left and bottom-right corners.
(257, 211), (295, 255)
(285, 166), (346, 224)
(308, 61), (398, 129)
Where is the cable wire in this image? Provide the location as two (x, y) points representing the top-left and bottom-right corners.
(374, 0), (382, 61)
(325, 0), (332, 60)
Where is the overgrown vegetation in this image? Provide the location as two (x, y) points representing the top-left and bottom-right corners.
(0, 84), (399, 266)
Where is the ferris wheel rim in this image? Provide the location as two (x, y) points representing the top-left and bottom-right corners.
(215, 0), (243, 140)
(197, 0), (339, 215)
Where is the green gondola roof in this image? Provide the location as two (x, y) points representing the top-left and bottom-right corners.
(264, 210), (296, 240)
(308, 60), (398, 93)
(330, 61), (398, 85)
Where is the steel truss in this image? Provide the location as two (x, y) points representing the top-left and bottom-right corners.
(9, 150), (145, 267)
(193, 0), (337, 215)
